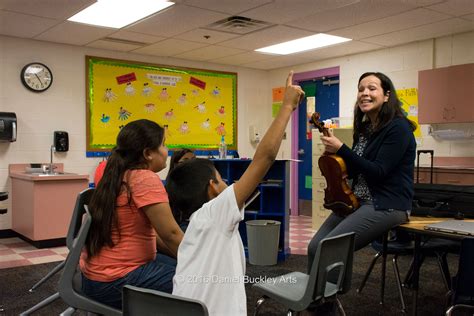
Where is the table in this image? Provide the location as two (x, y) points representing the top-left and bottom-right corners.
(397, 216), (474, 315)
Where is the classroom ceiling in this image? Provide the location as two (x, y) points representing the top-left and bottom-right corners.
(1, 0), (473, 70)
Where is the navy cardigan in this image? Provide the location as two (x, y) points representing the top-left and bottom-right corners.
(337, 118), (416, 211)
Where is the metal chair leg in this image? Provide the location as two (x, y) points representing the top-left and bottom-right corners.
(59, 307), (76, 316)
(357, 252), (382, 293)
(254, 296), (267, 316)
(336, 298), (346, 316)
(392, 255), (407, 313)
(20, 292), (60, 316)
(436, 252), (451, 291)
(380, 233), (388, 305)
(29, 260), (65, 292)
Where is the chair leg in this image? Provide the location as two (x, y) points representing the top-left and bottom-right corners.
(59, 307), (76, 316)
(254, 296), (267, 316)
(380, 249), (387, 304)
(436, 252), (451, 291)
(20, 292), (60, 316)
(392, 255), (407, 313)
(357, 252), (382, 293)
(29, 260), (65, 292)
(336, 298), (346, 316)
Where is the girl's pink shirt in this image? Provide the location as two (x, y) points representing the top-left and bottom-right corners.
(80, 169), (168, 282)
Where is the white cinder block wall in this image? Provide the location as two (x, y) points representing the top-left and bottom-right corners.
(0, 35), (271, 230)
(1, 31), (473, 230)
(269, 31), (474, 164)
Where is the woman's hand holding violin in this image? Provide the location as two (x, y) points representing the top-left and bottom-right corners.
(320, 129), (343, 154)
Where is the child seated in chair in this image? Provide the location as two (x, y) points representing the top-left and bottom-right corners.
(165, 71), (304, 316)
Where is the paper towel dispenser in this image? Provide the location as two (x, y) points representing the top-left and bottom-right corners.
(0, 112), (17, 142)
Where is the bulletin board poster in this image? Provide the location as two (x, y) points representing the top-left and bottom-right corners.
(86, 56), (237, 154)
(396, 88), (421, 138)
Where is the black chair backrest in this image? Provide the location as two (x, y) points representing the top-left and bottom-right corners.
(65, 188), (94, 249)
(122, 285), (208, 316)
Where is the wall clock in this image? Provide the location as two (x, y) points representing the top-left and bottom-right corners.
(20, 62), (53, 92)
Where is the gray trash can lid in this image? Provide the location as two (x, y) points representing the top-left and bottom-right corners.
(246, 220), (280, 226)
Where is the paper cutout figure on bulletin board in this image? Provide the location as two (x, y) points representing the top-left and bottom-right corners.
(118, 107), (132, 120)
(215, 122), (226, 136)
(100, 113), (111, 125)
(144, 103), (156, 113)
(191, 89), (200, 97)
(164, 109), (174, 121)
(177, 93), (187, 105)
(216, 106), (226, 117)
(178, 121), (190, 134)
(142, 83), (153, 96)
(125, 82), (135, 96)
(194, 101), (206, 113)
(104, 88), (117, 102)
(159, 88), (170, 101)
(201, 118), (211, 130)
(211, 86), (221, 97)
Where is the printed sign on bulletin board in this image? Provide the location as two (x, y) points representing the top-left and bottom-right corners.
(86, 56), (237, 155)
(396, 88), (421, 139)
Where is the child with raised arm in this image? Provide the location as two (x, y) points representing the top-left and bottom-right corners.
(166, 72), (304, 316)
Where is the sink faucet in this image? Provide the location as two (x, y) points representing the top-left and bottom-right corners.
(49, 145), (56, 174)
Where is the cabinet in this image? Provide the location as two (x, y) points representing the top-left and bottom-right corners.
(212, 159), (290, 261)
(415, 167), (474, 185)
(418, 63), (474, 123)
(9, 164), (89, 248)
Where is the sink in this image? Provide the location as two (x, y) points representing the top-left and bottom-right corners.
(27, 172), (76, 176)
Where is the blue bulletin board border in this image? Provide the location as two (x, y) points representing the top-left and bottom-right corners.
(86, 56), (238, 157)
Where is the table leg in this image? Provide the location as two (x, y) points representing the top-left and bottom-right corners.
(411, 235), (421, 316)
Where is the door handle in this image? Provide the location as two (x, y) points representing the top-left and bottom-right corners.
(298, 149), (305, 155)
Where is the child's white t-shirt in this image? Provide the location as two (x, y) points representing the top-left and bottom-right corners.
(173, 184), (246, 316)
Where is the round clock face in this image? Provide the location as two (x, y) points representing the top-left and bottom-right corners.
(21, 62), (53, 92)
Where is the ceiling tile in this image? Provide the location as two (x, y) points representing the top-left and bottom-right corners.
(132, 38), (208, 57)
(126, 4), (229, 37)
(296, 40), (384, 60)
(174, 28), (240, 44)
(0, 10), (59, 38)
(107, 30), (165, 44)
(427, 0), (474, 16)
(213, 51), (274, 65)
(181, 0), (273, 15)
(364, 18), (474, 46)
(330, 8), (450, 40)
(175, 45), (245, 61)
(242, 55), (314, 70)
(219, 25), (314, 50)
(0, 0), (95, 19)
(288, 0), (417, 33)
(86, 40), (143, 52)
(35, 21), (115, 45)
(242, 0), (361, 24)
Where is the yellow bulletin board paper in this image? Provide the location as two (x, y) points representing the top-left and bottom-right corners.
(396, 88), (421, 138)
(86, 56), (237, 153)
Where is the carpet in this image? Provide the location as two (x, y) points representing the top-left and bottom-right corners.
(0, 246), (456, 315)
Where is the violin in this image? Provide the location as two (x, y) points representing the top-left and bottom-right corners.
(309, 113), (359, 217)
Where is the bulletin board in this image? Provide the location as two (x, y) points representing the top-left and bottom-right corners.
(86, 56), (237, 155)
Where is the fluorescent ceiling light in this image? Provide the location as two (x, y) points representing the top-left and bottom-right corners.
(255, 33), (351, 55)
(68, 0), (174, 28)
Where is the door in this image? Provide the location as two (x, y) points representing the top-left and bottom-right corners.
(297, 77), (339, 216)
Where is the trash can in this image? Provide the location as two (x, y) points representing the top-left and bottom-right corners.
(246, 220), (281, 265)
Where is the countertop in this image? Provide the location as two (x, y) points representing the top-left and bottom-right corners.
(9, 163), (89, 181)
